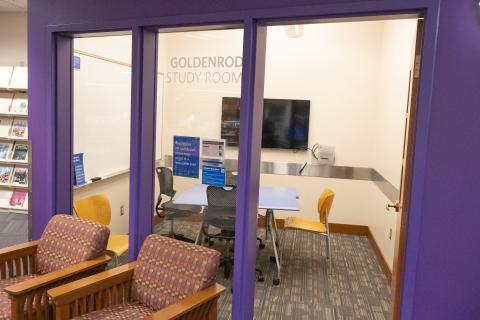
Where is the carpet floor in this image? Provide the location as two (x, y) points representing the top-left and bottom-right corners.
(0, 213), (391, 319)
(155, 219), (391, 320)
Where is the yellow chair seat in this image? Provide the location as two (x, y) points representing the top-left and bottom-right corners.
(106, 234), (129, 257)
(285, 217), (327, 234)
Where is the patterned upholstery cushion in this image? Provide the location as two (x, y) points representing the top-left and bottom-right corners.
(131, 234), (220, 310)
(35, 214), (110, 274)
(0, 274), (38, 319)
(72, 302), (152, 320)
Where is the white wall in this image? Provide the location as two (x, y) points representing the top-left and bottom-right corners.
(0, 12), (27, 66)
(367, 19), (417, 269)
(263, 23), (382, 166)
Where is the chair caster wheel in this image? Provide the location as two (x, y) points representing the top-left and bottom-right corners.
(208, 240), (214, 246)
(269, 256), (279, 263)
(273, 278), (280, 286)
(257, 276), (265, 282)
(259, 243), (265, 249)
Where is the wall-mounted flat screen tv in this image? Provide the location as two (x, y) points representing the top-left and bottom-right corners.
(221, 97), (310, 150)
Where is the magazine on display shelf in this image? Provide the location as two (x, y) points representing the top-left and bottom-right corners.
(0, 166), (13, 185)
(9, 190), (27, 208)
(11, 143), (28, 162)
(9, 119), (27, 139)
(11, 167), (28, 186)
(10, 93), (28, 114)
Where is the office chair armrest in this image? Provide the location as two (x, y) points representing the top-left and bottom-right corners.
(146, 283), (225, 320)
(47, 262), (136, 320)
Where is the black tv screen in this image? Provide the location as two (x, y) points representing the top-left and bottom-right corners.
(221, 97), (310, 150)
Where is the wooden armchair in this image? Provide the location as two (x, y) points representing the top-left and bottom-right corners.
(0, 214), (111, 320)
(48, 235), (225, 320)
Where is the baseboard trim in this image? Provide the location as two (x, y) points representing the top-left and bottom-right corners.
(366, 227), (393, 282)
(329, 223), (369, 236)
(257, 218), (392, 281)
(257, 216), (285, 229)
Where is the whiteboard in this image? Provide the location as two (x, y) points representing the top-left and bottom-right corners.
(73, 52), (164, 181)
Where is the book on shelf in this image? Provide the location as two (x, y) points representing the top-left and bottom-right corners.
(0, 93), (13, 113)
(11, 93), (28, 114)
(0, 166), (13, 185)
(9, 190), (27, 208)
(0, 190), (11, 208)
(0, 67), (13, 88)
(9, 119), (27, 139)
(11, 167), (27, 186)
(0, 118), (13, 138)
(9, 67), (28, 90)
(0, 142), (12, 160)
(11, 143), (28, 161)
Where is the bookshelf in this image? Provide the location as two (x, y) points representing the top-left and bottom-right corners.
(0, 66), (29, 214)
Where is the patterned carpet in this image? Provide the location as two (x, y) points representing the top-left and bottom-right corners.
(155, 219), (391, 320)
(0, 213), (391, 319)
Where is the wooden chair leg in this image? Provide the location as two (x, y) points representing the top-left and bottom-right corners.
(207, 298), (217, 320)
(10, 295), (26, 320)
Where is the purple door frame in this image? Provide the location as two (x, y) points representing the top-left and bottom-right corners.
(128, 27), (158, 260)
(30, 1), (446, 319)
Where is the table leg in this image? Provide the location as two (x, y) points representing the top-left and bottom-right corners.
(263, 210), (271, 242)
(268, 209), (281, 285)
(195, 224), (204, 245)
(271, 211), (280, 245)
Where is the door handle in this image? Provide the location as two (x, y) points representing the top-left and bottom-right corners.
(386, 201), (401, 212)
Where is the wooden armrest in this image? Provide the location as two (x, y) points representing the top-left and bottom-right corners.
(48, 262), (136, 305)
(5, 255), (111, 296)
(146, 283), (225, 320)
(0, 241), (39, 261)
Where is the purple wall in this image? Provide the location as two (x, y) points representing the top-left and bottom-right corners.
(408, 1), (480, 319)
(28, 0), (480, 319)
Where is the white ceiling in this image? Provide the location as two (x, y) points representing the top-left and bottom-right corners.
(0, 0), (27, 12)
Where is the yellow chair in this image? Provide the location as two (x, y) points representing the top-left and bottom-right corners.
(284, 188), (335, 269)
(74, 194), (129, 266)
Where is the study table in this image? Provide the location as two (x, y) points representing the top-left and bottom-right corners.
(174, 184), (300, 285)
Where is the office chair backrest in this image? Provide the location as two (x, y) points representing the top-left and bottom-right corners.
(157, 167), (176, 198)
(74, 194), (112, 226)
(206, 185), (237, 210)
(317, 188), (335, 224)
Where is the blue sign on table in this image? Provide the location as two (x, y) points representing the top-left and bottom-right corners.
(73, 153), (86, 186)
(173, 136), (200, 178)
(202, 165), (226, 187)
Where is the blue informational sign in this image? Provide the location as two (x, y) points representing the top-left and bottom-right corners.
(202, 165), (226, 187)
(73, 55), (81, 69)
(173, 136), (200, 178)
(73, 153), (86, 186)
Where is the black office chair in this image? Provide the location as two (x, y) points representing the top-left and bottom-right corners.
(202, 186), (264, 282)
(155, 166), (202, 243)
(223, 171), (264, 249)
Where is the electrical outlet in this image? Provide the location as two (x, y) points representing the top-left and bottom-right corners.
(120, 205), (125, 216)
(388, 228), (393, 240)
